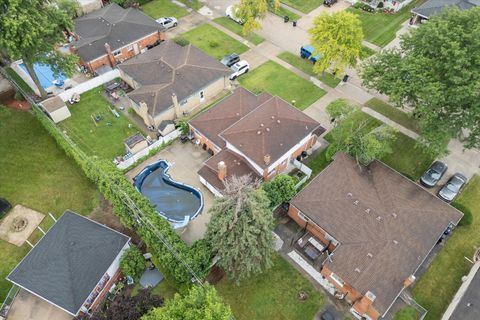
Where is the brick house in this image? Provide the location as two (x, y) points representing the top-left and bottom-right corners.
(189, 87), (325, 196)
(287, 152), (463, 319)
(118, 40), (231, 129)
(70, 3), (165, 73)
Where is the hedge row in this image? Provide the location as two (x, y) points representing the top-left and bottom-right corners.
(32, 106), (211, 287)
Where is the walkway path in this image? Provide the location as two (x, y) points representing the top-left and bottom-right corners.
(362, 107), (419, 139)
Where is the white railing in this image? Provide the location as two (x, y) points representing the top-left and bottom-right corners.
(117, 129), (181, 170)
(292, 159), (313, 189)
(58, 69), (121, 101)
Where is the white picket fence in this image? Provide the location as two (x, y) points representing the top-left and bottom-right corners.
(117, 129), (181, 170)
(58, 69), (121, 102)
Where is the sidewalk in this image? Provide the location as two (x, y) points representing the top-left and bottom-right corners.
(362, 107), (419, 139)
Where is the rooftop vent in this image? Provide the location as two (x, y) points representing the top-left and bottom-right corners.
(257, 131), (261, 135)
(365, 208), (371, 214)
(236, 112), (240, 116)
(392, 212), (397, 218)
(393, 240), (399, 245)
(277, 119), (281, 124)
(271, 115), (275, 119)
(260, 123), (264, 127)
(353, 200), (359, 206)
(355, 268), (361, 273)
(266, 128), (270, 132)
(376, 216), (382, 221)
(347, 192), (352, 197)
(367, 253), (373, 258)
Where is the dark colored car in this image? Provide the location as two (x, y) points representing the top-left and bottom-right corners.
(0, 198), (12, 219)
(320, 310), (335, 320)
(220, 53), (240, 67)
(420, 161), (448, 187)
(438, 173), (467, 202)
(324, 0), (337, 6)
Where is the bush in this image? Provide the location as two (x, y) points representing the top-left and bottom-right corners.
(128, 107), (136, 115)
(177, 119), (189, 135)
(173, 37), (190, 47)
(262, 174), (297, 208)
(120, 246), (146, 281)
(377, 1), (384, 8)
(452, 202), (473, 226)
(14, 91), (25, 101)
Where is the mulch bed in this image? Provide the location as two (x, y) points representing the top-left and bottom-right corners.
(5, 99), (30, 111)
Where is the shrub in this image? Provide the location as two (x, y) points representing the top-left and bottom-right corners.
(262, 174), (297, 208)
(120, 246), (146, 281)
(452, 202), (473, 226)
(177, 119), (189, 135)
(128, 107), (136, 115)
(173, 37), (190, 47)
(377, 1), (384, 8)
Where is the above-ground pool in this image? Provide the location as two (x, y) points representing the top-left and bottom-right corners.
(19, 62), (67, 89)
(134, 160), (203, 226)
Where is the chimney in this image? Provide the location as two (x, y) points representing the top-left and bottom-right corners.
(172, 93), (181, 118)
(403, 275), (416, 288)
(264, 154), (271, 166)
(353, 291), (376, 316)
(218, 161), (227, 181)
(104, 43), (117, 67)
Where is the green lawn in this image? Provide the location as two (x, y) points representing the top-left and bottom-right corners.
(348, 0), (425, 47)
(365, 98), (419, 133)
(216, 254), (324, 320)
(59, 87), (142, 160)
(5, 67), (33, 95)
(132, 280), (177, 301)
(238, 60), (326, 110)
(280, 0), (323, 13)
(360, 45), (377, 59)
(393, 307), (420, 320)
(0, 107), (99, 300)
(141, 0), (189, 19)
(412, 175), (480, 320)
(180, 24), (249, 60)
(269, 6), (301, 22)
(213, 17), (264, 45)
(277, 52), (341, 88)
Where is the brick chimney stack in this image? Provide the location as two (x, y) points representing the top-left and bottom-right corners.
(218, 161), (227, 181)
(403, 275), (416, 288)
(172, 93), (182, 118)
(264, 154), (271, 166)
(104, 43), (117, 67)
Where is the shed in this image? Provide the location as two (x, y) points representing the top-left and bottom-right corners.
(39, 96), (71, 123)
(158, 120), (175, 136)
(124, 132), (148, 154)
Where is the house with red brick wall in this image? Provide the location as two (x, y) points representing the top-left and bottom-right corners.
(287, 152), (464, 319)
(69, 3), (165, 74)
(189, 87), (325, 196)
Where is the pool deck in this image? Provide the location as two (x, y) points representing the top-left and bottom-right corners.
(125, 140), (214, 245)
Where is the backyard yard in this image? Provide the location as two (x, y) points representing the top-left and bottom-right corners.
(412, 175), (480, 320)
(348, 0), (425, 47)
(238, 60), (326, 110)
(213, 17), (264, 45)
(59, 87), (143, 160)
(280, 0), (323, 13)
(0, 107), (99, 300)
(141, 0), (189, 19)
(216, 254), (324, 320)
(179, 24), (249, 60)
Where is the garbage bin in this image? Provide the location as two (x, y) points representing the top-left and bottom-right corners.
(284, 15), (289, 23)
(292, 21), (297, 27)
(342, 74), (349, 83)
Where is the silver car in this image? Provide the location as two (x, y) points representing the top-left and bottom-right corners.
(156, 17), (178, 29)
(438, 173), (467, 202)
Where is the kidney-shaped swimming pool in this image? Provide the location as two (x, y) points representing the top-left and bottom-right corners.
(133, 160), (203, 224)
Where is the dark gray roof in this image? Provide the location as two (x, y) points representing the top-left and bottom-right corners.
(72, 3), (163, 61)
(124, 132), (146, 148)
(158, 120), (175, 131)
(7, 211), (130, 315)
(118, 40), (231, 118)
(412, 0), (479, 18)
(450, 263), (480, 320)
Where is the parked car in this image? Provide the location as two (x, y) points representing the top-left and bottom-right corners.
(229, 60), (249, 80)
(438, 173), (467, 202)
(0, 197), (12, 219)
(156, 17), (178, 29)
(300, 45), (321, 63)
(226, 5), (243, 24)
(420, 161), (448, 187)
(221, 53), (240, 67)
(320, 310), (335, 320)
(324, 0), (337, 6)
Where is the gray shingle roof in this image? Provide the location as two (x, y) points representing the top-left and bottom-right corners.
(72, 3), (163, 61)
(7, 211), (130, 315)
(118, 40), (231, 118)
(412, 0), (478, 18)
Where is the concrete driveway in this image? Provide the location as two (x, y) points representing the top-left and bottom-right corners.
(7, 289), (72, 320)
(441, 140), (480, 181)
(125, 140), (215, 244)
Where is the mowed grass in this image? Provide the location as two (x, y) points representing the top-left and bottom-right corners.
(348, 0), (425, 47)
(393, 307), (420, 320)
(213, 17), (264, 45)
(277, 51), (341, 88)
(412, 175), (480, 320)
(216, 254), (324, 320)
(142, 0), (189, 19)
(238, 60), (326, 110)
(180, 24), (249, 60)
(280, 0), (323, 13)
(269, 5), (301, 21)
(365, 98), (420, 133)
(59, 87), (142, 160)
(0, 107), (99, 300)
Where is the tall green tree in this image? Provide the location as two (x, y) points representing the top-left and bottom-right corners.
(120, 246), (146, 281)
(309, 11), (363, 75)
(141, 285), (233, 320)
(262, 174), (297, 208)
(205, 175), (274, 283)
(361, 7), (480, 151)
(235, 0), (279, 35)
(0, 0), (78, 98)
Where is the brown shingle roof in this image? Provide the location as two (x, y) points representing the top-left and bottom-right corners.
(118, 40), (231, 118)
(198, 149), (261, 191)
(40, 96), (66, 113)
(291, 152), (463, 316)
(189, 87), (272, 149)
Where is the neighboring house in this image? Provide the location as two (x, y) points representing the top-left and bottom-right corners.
(190, 87), (325, 196)
(118, 40), (231, 129)
(124, 132), (148, 154)
(70, 3), (165, 73)
(6, 211), (130, 317)
(39, 96), (71, 123)
(411, 0), (479, 22)
(356, 0), (413, 12)
(76, 0), (103, 15)
(288, 152), (463, 320)
(442, 257), (480, 320)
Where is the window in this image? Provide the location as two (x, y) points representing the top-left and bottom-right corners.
(330, 272), (344, 287)
(199, 90), (205, 102)
(113, 50), (121, 57)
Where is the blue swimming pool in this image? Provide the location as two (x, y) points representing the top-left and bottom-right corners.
(134, 160), (203, 226)
(19, 62), (67, 89)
